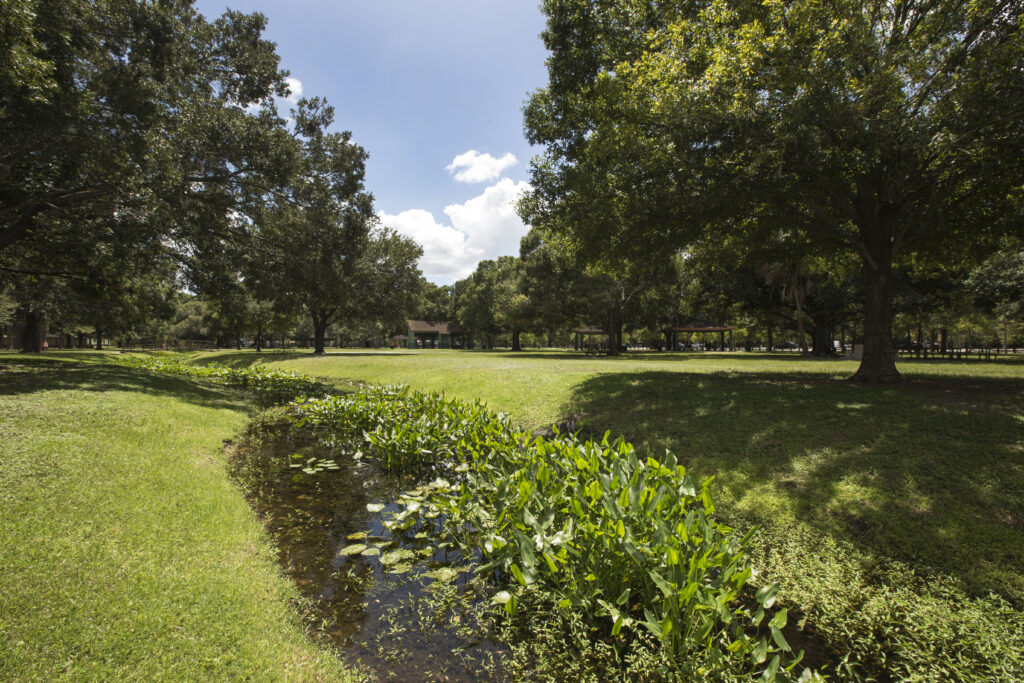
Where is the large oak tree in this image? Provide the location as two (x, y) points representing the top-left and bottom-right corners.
(521, 0), (1024, 382)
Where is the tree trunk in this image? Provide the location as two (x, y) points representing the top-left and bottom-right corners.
(766, 325), (774, 352)
(511, 327), (522, 352)
(94, 327), (103, 351)
(22, 310), (42, 353)
(312, 311), (328, 355)
(255, 326), (263, 353)
(794, 293), (808, 353)
(812, 322), (835, 356)
(852, 259), (900, 382)
(606, 310), (620, 355)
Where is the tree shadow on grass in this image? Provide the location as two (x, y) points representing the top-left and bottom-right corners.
(196, 350), (429, 369)
(568, 370), (1024, 602)
(0, 357), (250, 413)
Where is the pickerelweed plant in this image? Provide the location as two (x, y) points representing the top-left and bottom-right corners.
(287, 386), (813, 681)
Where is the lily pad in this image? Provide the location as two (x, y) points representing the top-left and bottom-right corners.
(346, 531), (368, 541)
(386, 562), (413, 574)
(366, 503), (385, 513)
(360, 547), (380, 557)
(381, 549), (416, 565)
(338, 543), (368, 556)
(423, 567), (459, 583)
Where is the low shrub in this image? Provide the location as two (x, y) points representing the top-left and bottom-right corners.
(750, 525), (1024, 682)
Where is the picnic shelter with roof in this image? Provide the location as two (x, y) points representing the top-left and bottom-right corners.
(403, 320), (473, 349)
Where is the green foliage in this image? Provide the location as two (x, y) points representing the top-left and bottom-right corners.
(751, 525), (1024, 682)
(969, 250), (1024, 320)
(289, 384), (520, 475)
(287, 385), (807, 680)
(2, 0), (289, 255)
(523, 0), (1024, 380)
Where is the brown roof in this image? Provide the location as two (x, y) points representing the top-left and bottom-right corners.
(406, 320), (469, 335)
(408, 320), (449, 334)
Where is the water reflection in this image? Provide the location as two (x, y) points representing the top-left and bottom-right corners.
(229, 420), (501, 681)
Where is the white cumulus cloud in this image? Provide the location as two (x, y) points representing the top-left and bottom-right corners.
(284, 77), (303, 104)
(446, 150), (518, 183)
(379, 178), (531, 283)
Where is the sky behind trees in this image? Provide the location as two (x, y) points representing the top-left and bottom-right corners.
(194, 0), (548, 284)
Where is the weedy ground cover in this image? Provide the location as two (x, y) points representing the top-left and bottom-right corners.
(0, 352), (354, 681)
(199, 349), (1024, 681)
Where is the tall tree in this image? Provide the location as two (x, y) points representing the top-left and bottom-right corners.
(255, 98), (376, 354)
(489, 256), (534, 352)
(1, 0), (290, 258)
(347, 226), (424, 335)
(416, 281), (457, 323)
(522, 0), (1024, 382)
(458, 260), (503, 349)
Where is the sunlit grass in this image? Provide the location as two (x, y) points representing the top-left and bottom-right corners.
(0, 354), (354, 681)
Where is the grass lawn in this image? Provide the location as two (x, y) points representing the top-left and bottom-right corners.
(199, 348), (1024, 681)
(0, 352), (354, 682)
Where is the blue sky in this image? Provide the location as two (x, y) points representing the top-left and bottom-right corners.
(194, 1), (550, 284)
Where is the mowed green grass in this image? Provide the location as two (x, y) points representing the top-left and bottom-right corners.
(0, 352), (354, 682)
(202, 348), (1024, 679)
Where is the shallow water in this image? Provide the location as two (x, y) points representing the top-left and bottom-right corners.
(229, 423), (502, 681)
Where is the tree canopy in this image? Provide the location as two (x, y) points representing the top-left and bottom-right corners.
(521, 0), (1024, 381)
(1, 0), (291, 258)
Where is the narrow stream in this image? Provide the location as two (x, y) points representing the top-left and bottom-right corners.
(229, 419), (503, 681)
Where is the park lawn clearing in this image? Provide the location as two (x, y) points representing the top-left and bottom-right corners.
(0, 353), (355, 682)
(200, 348), (1024, 680)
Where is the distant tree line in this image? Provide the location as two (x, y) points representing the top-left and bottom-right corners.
(407, 240), (1024, 357)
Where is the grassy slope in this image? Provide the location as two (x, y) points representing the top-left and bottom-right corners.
(202, 348), (1024, 679)
(0, 352), (353, 682)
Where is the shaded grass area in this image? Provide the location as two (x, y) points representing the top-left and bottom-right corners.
(570, 370), (1024, 600)
(0, 354), (354, 682)
(197, 348), (1024, 679)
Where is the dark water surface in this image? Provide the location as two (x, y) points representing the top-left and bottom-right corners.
(229, 423), (503, 681)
